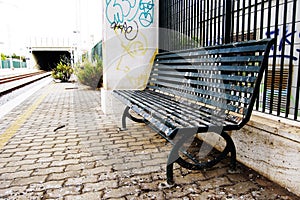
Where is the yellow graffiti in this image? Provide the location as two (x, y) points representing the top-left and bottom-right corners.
(116, 31), (148, 73)
(108, 17), (157, 89)
(125, 49), (158, 88)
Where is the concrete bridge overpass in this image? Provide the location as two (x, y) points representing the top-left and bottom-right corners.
(27, 36), (76, 71)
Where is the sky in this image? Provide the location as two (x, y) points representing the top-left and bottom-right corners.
(0, 0), (102, 55)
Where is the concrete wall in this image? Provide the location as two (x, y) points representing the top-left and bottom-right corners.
(101, 0), (158, 113)
(231, 112), (300, 196)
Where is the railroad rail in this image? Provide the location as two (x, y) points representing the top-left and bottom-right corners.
(0, 71), (51, 96)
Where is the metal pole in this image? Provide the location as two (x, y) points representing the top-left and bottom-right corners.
(224, 0), (232, 44)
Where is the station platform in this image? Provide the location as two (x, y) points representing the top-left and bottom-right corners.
(0, 80), (298, 199)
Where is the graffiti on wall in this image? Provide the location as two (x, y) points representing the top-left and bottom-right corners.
(106, 0), (155, 42)
(266, 26), (300, 61)
(105, 0), (155, 28)
(105, 0), (156, 89)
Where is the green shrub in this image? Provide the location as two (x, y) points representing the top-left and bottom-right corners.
(75, 57), (103, 89)
(52, 61), (74, 82)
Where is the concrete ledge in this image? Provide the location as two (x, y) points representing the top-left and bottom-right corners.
(231, 112), (300, 196)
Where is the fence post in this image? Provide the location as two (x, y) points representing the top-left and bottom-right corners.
(224, 0), (232, 44)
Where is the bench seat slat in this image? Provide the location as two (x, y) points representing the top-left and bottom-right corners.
(156, 42), (269, 59)
(155, 64), (261, 73)
(148, 80), (254, 94)
(140, 90), (240, 126)
(151, 71), (257, 83)
(119, 90), (206, 128)
(147, 85), (244, 113)
(148, 81), (251, 105)
(114, 90), (240, 136)
(115, 90), (192, 127)
(157, 55), (264, 64)
(135, 90), (230, 124)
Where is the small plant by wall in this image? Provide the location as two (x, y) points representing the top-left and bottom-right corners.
(52, 61), (73, 82)
(75, 56), (103, 89)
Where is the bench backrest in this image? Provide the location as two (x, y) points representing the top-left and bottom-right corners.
(147, 39), (274, 127)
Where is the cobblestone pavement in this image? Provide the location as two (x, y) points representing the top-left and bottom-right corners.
(0, 81), (298, 200)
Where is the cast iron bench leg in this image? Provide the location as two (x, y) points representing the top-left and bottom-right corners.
(166, 128), (198, 185)
(119, 106), (145, 131)
(221, 131), (236, 171)
(119, 106), (130, 131)
(166, 129), (236, 185)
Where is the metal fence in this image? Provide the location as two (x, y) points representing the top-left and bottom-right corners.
(159, 0), (300, 121)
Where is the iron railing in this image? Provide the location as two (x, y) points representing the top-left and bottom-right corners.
(159, 0), (300, 121)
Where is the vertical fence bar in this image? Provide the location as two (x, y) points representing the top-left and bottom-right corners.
(241, 0), (246, 41)
(196, 0), (200, 46)
(224, 0), (232, 44)
(262, 0), (272, 112)
(218, 0), (222, 44)
(277, 0), (288, 116)
(235, 1), (240, 42)
(253, 0), (258, 40)
(209, 0), (213, 45)
(205, 0), (209, 46)
(230, 0), (235, 42)
(213, 0), (217, 44)
(268, 0), (280, 114)
(259, 1), (266, 110)
(295, 55), (300, 120)
(286, 0), (297, 118)
(247, 1), (251, 40)
(199, 0), (203, 47)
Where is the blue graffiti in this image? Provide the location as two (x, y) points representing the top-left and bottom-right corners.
(266, 26), (300, 61)
(106, 0), (154, 28)
(139, 0), (154, 27)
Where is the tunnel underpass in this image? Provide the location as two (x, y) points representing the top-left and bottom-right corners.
(32, 51), (71, 71)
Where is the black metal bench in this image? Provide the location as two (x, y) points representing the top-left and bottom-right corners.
(112, 38), (274, 185)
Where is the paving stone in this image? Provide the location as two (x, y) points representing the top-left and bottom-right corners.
(81, 166), (112, 176)
(0, 170), (33, 180)
(64, 175), (98, 186)
(83, 180), (118, 192)
(32, 166), (65, 176)
(224, 181), (260, 195)
(27, 180), (64, 192)
(47, 171), (81, 181)
(64, 191), (103, 200)
(103, 186), (140, 199)
(132, 165), (162, 175)
(65, 162), (95, 171)
(0, 166), (19, 174)
(6, 159), (37, 167)
(19, 162), (50, 171)
(50, 159), (80, 167)
(0, 186), (27, 198)
(43, 186), (82, 199)
(197, 176), (233, 191)
(11, 175), (47, 186)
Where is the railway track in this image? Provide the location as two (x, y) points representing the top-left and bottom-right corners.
(0, 70), (51, 96)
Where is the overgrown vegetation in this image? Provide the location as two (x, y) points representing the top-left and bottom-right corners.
(75, 56), (103, 89)
(1, 53), (7, 60)
(51, 56), (73, 82)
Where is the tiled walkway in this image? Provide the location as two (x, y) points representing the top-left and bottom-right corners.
(0, 81), (298, 199)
